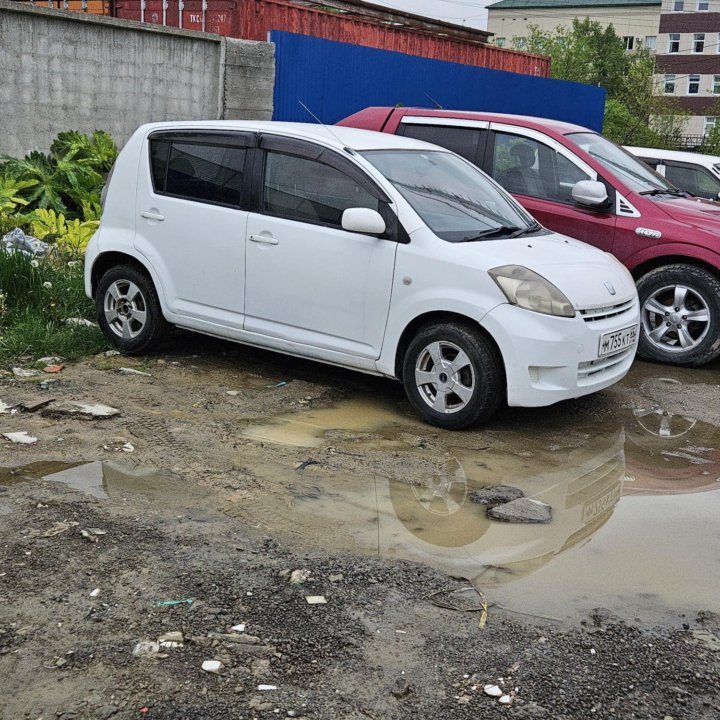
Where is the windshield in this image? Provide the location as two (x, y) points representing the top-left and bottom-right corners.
(566, 132), (676, 194)
(361, 149), (539, 242)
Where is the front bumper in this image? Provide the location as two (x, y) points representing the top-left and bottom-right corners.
(482, 300), (640, 408)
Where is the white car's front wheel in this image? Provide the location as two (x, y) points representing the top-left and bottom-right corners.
(402, 322), (504, 430)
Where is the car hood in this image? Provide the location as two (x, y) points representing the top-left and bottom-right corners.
(457, 233), (637, 309)
(652, 195), (720, 235)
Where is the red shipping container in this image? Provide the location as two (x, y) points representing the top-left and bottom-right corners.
(113, 0), (549, 77)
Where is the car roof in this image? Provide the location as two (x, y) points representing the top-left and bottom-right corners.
(625, 146), (720, 167)
(138, 120), (448, 153)
(392, 107), (591, 136)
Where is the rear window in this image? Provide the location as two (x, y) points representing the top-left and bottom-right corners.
(149, 137), (246, 208)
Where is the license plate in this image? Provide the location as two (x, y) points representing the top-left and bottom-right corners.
(583, 484), (622, 524)
(598, 325), (637, 357)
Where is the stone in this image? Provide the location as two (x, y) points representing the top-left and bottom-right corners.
(202, 660), (223, 673)
(391, 677), (412, 698)
(487, 498), (552, 523)
(42, 401), (120, 419)
(469, 485), (525, 506)
(132, 641), (160, 658)
(2, 431), (37, 444)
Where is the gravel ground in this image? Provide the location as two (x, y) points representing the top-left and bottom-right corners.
(1, 334), (719, 719)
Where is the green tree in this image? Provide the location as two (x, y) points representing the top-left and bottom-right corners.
(603, 48), (688, 147)
(525, 18), (628, 96)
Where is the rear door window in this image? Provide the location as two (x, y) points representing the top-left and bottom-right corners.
(149, 133), (252, 208)
(398, 123), (483, 165)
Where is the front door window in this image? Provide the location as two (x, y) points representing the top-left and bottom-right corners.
(491, 132), (592, 204)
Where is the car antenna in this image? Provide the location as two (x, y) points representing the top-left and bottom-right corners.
(298, 100), (357, 155)
(423, 92), (443, 109)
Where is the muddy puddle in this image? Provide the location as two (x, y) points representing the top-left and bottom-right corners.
(0, 460), (212, 508)
(237, 393), (720, 626)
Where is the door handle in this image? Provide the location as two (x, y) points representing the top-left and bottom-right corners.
(141, 210), (165, 221)
(249, 234), (279, 245)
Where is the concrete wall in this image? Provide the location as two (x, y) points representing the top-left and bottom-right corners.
(0, 0), (274, 157)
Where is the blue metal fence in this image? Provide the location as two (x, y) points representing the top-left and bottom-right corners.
(271, 31), (606, 132)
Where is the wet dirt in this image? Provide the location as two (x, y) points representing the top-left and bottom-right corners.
(1, 336), (719, 719)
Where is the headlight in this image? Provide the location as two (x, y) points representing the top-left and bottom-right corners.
(489, 265), (575, 318)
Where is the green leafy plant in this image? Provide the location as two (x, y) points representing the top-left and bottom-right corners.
(0, 173), (37, 214)
(0, 129), (117, 218)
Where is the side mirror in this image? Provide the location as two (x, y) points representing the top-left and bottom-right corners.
(341, 207), (386, 235)
(572, 180), (609, 207)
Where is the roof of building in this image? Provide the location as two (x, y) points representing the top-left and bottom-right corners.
(488, 0), (660, 10)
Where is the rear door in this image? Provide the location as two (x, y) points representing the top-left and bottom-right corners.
(135, 130), (255, 328)
(483, 125), (617, 252)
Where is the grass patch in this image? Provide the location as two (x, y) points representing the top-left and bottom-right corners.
(0, 250), (109, 364)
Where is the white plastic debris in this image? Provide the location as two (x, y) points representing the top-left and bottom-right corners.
(499, 695), (512, 705)
(305, 596), (327, 605)
(122, 442), (135, 453)
(201, 660), (223, 673)
(226, 390), (240, 396)
(12, 367), (40, 378)
(105, 350), (121, 357)
(89, 588), (100, 598)
(63, 317), (96, 327)
(2, 431), (38, 444)
(257, 684), (277, 691)
(119, 367), (152, 376)
(483, 685), (503, 697)
(230, 623), (246, 633)
(3, 228), (50, 256)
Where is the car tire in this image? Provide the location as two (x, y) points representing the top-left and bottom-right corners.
(636, 264), (720, 367)
(402, 322), (504, 430)
(96, 265), (168, 354)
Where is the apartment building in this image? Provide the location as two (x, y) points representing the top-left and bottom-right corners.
(487, 0), (661, 52)
(656, 0), (720, 139)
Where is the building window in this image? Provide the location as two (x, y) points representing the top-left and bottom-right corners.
(693, 33), (705, 53)
(668, 33), (680, 53)
(673, 0), (684, 10)
(513, 37), (527, 51)
(704, 117), (718, 136)
(697, 1), (709, 10)
(664, 74), (676, 94)
(645, 36), (656, 51)
(495, 37), (506, 47)
(714, 75), (720, 93)
(623, 36), (635, 51)
(688, 74), (700, 94)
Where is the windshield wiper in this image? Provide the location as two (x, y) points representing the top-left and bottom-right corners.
(639, 188), (690, 197)
(461, 226), (525, 241)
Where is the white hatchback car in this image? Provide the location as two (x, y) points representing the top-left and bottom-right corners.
(85, 122), (639, 429)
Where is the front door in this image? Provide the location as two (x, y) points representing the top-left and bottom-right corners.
(244, 138), (397, 359)
(486, 127), (617, 252)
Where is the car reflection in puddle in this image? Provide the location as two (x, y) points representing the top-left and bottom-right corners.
(237, 389), (720, 625)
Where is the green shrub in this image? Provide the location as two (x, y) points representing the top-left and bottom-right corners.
(0, 251), (108, 363)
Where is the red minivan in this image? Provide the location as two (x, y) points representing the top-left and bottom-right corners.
(339, 108), (720, 367)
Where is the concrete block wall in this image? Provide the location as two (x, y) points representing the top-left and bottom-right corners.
(223, 39), (275, 120)
(0, 0), (274, 157)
